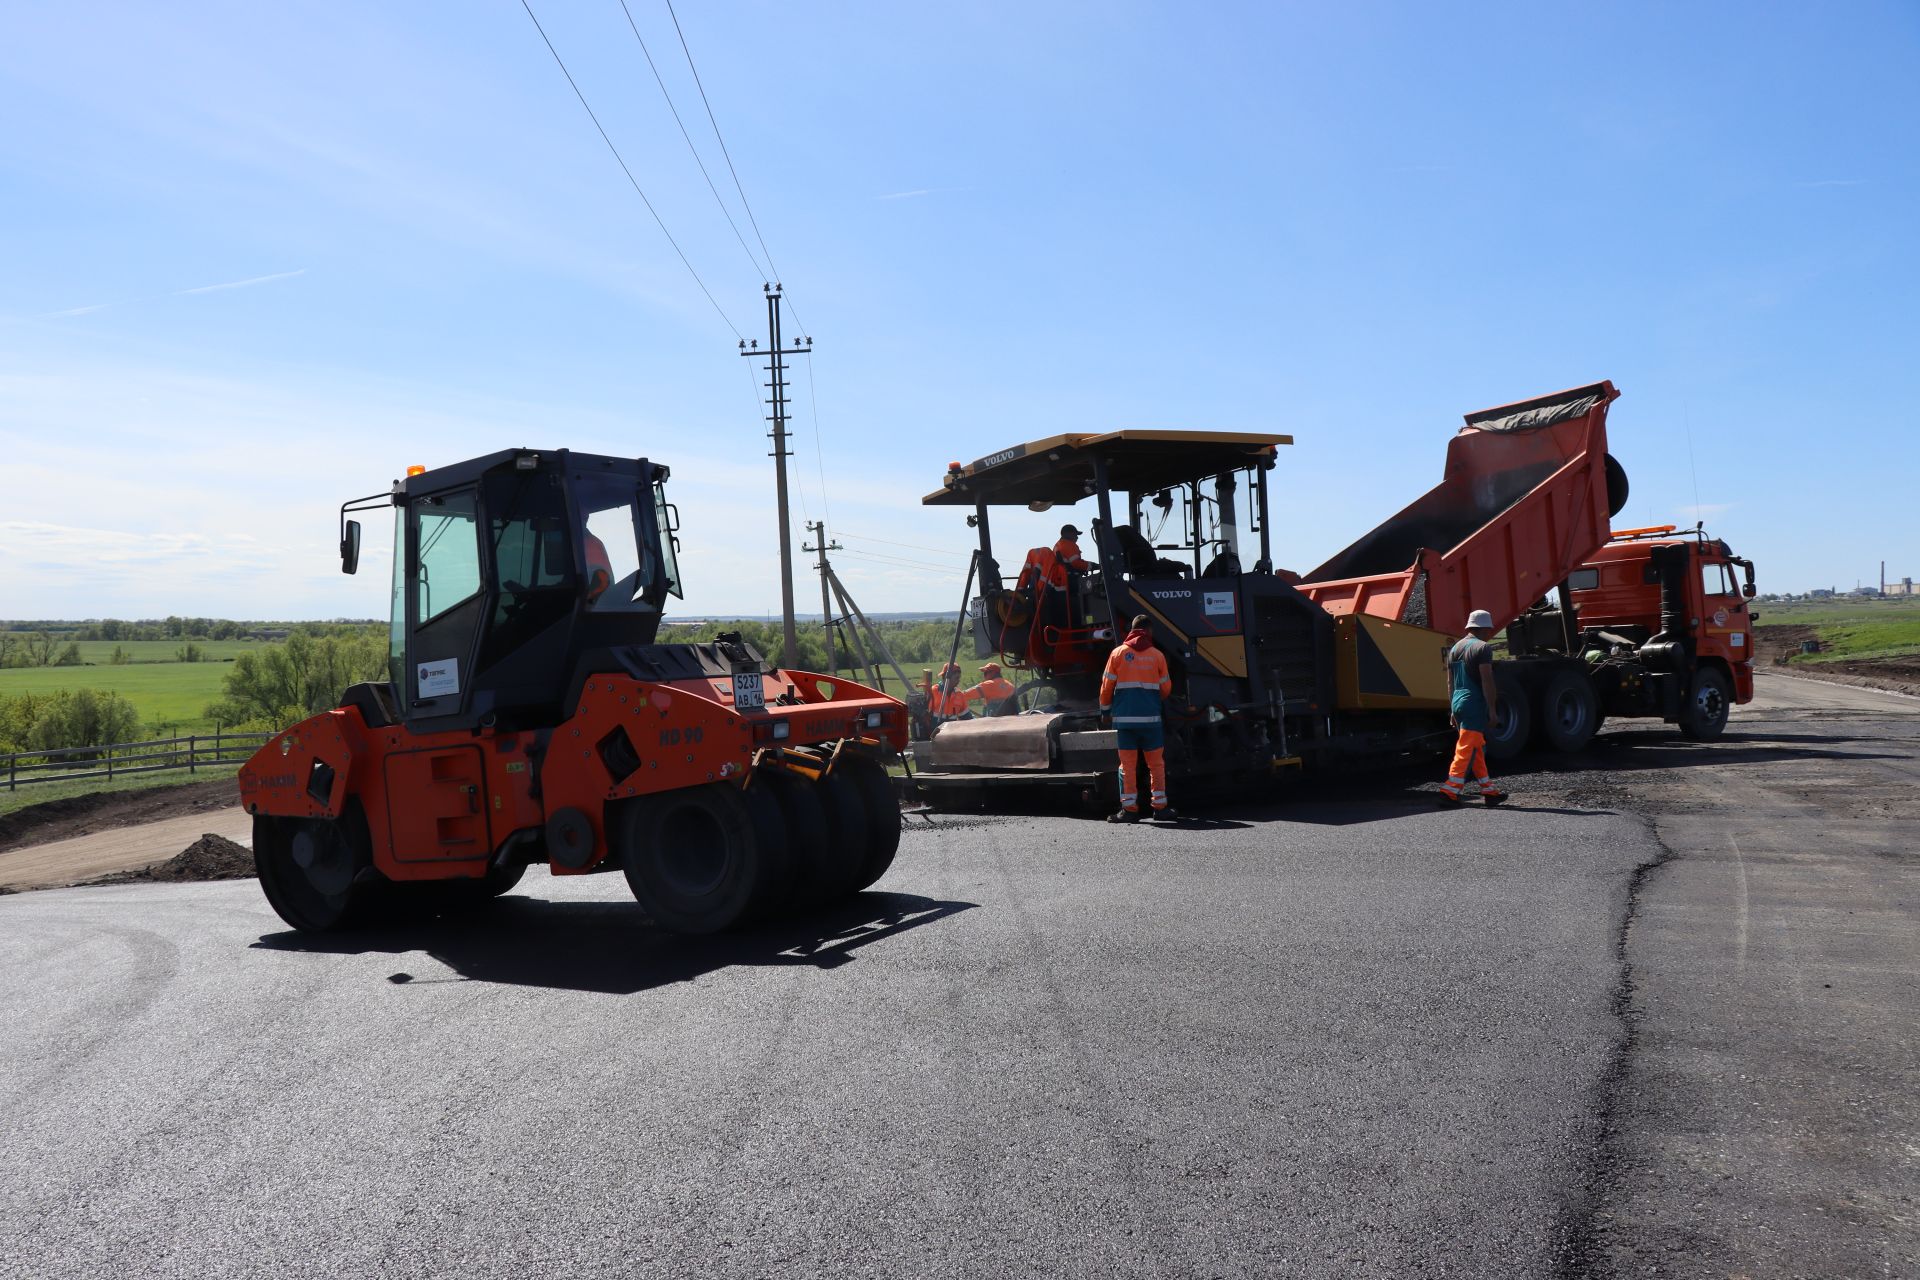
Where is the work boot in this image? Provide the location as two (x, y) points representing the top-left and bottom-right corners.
(1434, 790), (1464, 809)
(1108, 809), (1139, 824)
(1151, 807), (1180, 822)
(1481, 790), (1509, 807)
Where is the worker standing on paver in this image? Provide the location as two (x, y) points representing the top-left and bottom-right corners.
(968, 662), (1017, 715)
(1101, 613), (1176, 822)
(930, 662), (974, 723)
(1438, 608), (1508, 807)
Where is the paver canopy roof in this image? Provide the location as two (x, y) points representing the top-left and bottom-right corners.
(923, 429), (1291, 507)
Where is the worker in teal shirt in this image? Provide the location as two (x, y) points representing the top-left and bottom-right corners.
(1438, 608), (1507, 807)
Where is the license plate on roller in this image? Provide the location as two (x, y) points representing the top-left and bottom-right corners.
(732, 672), (765, 709)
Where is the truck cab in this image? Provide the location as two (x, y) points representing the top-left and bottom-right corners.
(1507, 524), (1758, 737)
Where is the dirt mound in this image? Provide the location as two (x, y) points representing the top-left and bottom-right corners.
(0, 779), (241, 854)
(93, 833), (257, 885)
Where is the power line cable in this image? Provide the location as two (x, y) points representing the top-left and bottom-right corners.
(664, 0), (781, 285)
(838, 531), (969, 557)
(655, 0), (831, 532)
(518, 0), (742, 340)
(835, 548), (956, 573)
(800, 353), (831, 533)
(617, 0), (771, 282)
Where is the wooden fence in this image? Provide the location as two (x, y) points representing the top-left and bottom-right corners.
(2, 732), (274, 792)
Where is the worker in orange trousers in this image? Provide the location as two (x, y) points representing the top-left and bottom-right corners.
(1438, 608), (1508, 807)
(1100, 613), (1176, 822)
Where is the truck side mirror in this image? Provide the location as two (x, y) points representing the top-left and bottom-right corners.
(1742, 582), (1756, 599)
(341, 519), (362, 575)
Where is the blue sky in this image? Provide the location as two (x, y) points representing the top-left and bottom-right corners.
(3, 1), (1915, 620)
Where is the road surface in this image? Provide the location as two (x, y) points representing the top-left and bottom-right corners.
(0, 673), (1912, 1278)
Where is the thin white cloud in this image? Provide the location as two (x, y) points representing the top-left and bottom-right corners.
(43, 303), (112, 317)
(1676, 503), (1734, 523)
(1794, 179), (1868, 188)
(175, 268), (308, 295)
(876, 186), (969, 201)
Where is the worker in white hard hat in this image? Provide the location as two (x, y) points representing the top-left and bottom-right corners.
(1437, 608), (1508, 807)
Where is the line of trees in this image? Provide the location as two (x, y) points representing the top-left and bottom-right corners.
(202, 629), (389, 731)
(0, 689), (143, 756)
(0, 633), (85, 669)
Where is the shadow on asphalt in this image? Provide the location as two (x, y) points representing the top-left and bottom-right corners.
(251, 890), (975, 996)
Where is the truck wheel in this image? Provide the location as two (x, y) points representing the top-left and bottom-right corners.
(1679, 667), (1733, 741)
(1535, 668), (1600, 753)
(617, 785), (763, 934)
(254, 806), (374, 932)
(1483, 669), (1532, 762)
(834, 755), (902, 891)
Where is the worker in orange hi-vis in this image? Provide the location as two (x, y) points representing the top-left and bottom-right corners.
(930, 662), (975, 723)
(1437, 608), (1509, 807)
(1051, 523), (1091, 582)
(584, 531), (613, 604)
(967, 661), (1017, 715)
(1099, 614), (1177, 822)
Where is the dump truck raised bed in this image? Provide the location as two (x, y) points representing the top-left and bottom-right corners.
(239, 448), (907, 934)
(906, 381), (1757, 808)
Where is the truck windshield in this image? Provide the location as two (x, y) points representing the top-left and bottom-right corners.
(1701, 561), (1739, 599)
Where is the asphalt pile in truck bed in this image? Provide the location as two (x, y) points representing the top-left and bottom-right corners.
(92, 833), (256, 885)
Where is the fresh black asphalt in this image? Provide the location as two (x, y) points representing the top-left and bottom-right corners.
(0, 786), (1649, 1277)
(2, 673), (1912, 1278)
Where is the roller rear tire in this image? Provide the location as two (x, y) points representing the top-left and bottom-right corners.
(740, 778), (797, 920)
(617, 785), (764, 934)
(759, 770), (853, 909)
(815, 769), (871, 899)
(834, 755), (902, 891)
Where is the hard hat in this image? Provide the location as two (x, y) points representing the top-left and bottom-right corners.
(981, 662), (1001, 675)
(941, 661), (961, 675)
(1467, 609), (1495, 631)
(1060, 523), (1081, 538)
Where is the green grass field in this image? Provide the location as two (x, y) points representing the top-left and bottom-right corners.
(59, 639), (259, 664)
(0, 661), (232, 735)
(1761, 599), (1920, 664)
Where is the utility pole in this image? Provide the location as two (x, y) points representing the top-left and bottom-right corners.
(739, 283), (812, 668)
(803, 520), (842, 674)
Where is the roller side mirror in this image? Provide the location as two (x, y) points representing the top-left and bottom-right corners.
(341, 519), (362, 575)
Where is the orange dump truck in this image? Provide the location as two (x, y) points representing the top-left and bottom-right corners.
(907, 381), (1757, 807)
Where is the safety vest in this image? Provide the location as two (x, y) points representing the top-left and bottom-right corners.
(1017, 546), (1059, 592)
(931, 687), (973, 718)
(1052, 538), (1089, 582)
(1099, 642), (1172, 727)
(971, 676), (1016, 705)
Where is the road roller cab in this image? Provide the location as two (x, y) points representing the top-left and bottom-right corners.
(239, 448), (908, 936)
